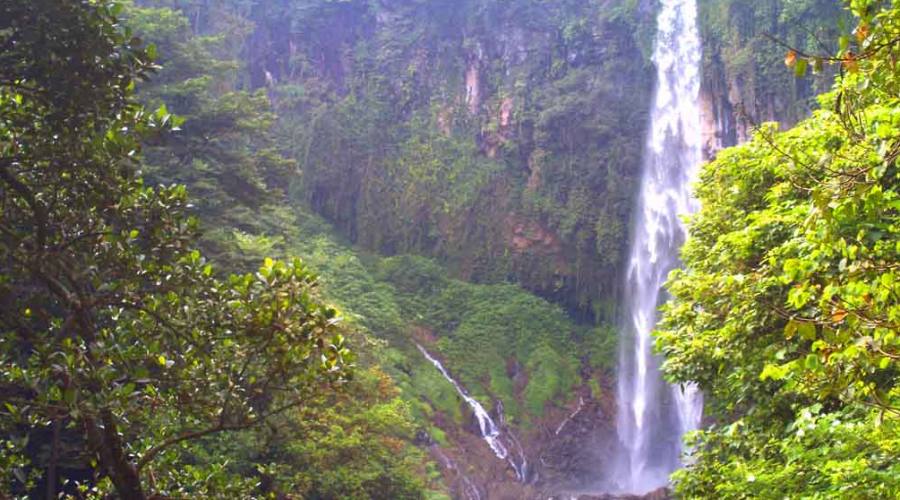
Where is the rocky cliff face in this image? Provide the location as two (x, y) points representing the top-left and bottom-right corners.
(239, 0), (846, 320)
(239, 0), (659, 319)
(697, 0), (848, 158)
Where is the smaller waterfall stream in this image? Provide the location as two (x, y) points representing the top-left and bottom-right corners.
(554, 397), (585, 436)
(416, 344), (528, 481)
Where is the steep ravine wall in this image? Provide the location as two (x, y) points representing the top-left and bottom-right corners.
(237, 0), (849, 322)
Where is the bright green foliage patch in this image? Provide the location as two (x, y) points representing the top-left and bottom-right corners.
(227, 205), (608, 425)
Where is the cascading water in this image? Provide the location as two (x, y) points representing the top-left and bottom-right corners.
(614, 0), (704, 494)
(416, 344), (528, 481)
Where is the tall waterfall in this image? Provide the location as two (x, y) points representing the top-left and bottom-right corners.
(614, 0), (704, 493)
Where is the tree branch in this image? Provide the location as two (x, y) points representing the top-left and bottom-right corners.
(136, 399), (307, 473)
(0, 158), (49, 247)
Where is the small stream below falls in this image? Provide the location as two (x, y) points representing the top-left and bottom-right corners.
(416, 344), (529, 482)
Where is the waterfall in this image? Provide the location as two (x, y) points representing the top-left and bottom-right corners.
(614, 0), (704, 494)
(416, 344), (528, 481)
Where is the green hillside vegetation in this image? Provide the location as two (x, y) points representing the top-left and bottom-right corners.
(200, 201), (607, 428)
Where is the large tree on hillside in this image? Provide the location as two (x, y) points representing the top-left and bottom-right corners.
(0, 1), (351, 498)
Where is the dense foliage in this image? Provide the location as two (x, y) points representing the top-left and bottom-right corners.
(218, 204), (602, 429)
(659, 1), (900, 497)
(123, 0), (295, 270)
(375, 254), (594, 422)
(8, 0), (895, 498)
(0, 2), (362, 498)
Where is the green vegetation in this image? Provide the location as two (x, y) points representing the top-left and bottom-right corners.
(7, 0), (898, 497)
(659, 1), (900, 497)
(124, 0), (296, 271)
(0, 2), (352, 498)
(376, 255), (587, 422)
(206, 204), (600, 427)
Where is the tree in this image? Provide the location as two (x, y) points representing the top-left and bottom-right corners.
(0, 1), (351, 497)
(657, 0), (900, 497)
(123, 1), (296, 270)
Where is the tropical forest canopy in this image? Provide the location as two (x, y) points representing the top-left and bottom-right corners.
(0, 0), (897, 498)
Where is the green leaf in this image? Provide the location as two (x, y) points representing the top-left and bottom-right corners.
(795, 58), (808, 77)
(155, 103), (168, 120)
(63, 388), (76, 404)
(798, 322), (817, 341)
(785, 320), (799, 339)
(839, 35), (850, 52)
(804, 354), (820, 369)
(760, 363), (789, 381)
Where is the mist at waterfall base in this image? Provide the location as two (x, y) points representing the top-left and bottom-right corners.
(612, 0), (704, 494)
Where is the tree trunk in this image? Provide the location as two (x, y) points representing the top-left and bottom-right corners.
(46, 417), (61, 500)
(84, 411), (146, 500)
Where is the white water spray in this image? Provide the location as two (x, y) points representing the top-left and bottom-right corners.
(614, 0), (704, 493)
